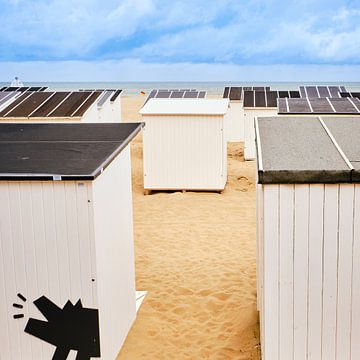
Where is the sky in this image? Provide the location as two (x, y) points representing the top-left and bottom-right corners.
(0, 0), (359, 81)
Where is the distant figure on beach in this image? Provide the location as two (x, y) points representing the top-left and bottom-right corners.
(10, 76), (23, 87)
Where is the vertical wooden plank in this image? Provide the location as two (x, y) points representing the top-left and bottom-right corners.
(336, 185), (354, 359)
(322, 184), (339, 360)
(278, 185), (294, 360)
(64, 182), (82, 302)
(76, 182), (94, 306)
(293, 185), (309, 360)
(0, 183), (17, 359)
(256, 184), (263, 311)
(263, 185), (279, 360)
(30, 182), (53, 359)
(42, 183), (61, 302)
(8, 183), (32, 359)
(19, 183), (43, 359)
(307, 185), (324, 360)
(53, 183), (71, 305)
(351, 185), (360, 360)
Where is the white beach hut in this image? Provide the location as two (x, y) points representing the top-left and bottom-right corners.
(0, 90), (121, 123)
(255, 116), (360, 360)
(140, 98), (229, 192)
(0, 122), (143, 360)
(222, 86), (270, 142)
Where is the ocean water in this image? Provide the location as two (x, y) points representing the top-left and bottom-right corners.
(1, 81), (360, 96)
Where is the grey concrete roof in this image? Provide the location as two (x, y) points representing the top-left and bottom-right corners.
(256, 116), (359, 184)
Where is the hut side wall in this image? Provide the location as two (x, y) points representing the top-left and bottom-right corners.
(142, 114), (226, 190)
(258, 183), (360, 360)
(244, 109), (278, 160)
(0, 180), (97, 359)
(225, 101), (244, 142)
(92, 145), (136, 359)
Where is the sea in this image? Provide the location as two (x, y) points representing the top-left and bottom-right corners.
(1, 82), (360, 96)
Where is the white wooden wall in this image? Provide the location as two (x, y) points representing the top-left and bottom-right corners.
(258, 184), (360, 360)
(0, 180), (97, 359)
(142, 114), (227, 190)
(92, 145), (136, 359)
(244, 109), (278, 160)
(225, 101), (244, 142)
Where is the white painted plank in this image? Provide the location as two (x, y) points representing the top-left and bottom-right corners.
(0, 184), (16, 359)
(64, 182), (82, 302)
(41, 183), (61, 302)
(19, 183), (43, 359)
(75, 182), (94, 306)
(351, 185), (360, 360)
(8, 183), (32, 359)
(293, 185), (309, 360)
(256, 184), (263, 311)
(307, 185), (324, 360)
(53, 183), (71, 305)
(278, 185), (294, 360)
(263, 185), (279, 360)
(322, 185), (339, 360)
(336, 185), (354, 360)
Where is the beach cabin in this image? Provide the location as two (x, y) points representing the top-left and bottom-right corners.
(140, 98), (229, 192)
(0, 90), (121, 123)
(256, 116), (360, 360)
(0, 122), (143, 360)
(222, 86), (270, 142)
(243, 90), (300, 160)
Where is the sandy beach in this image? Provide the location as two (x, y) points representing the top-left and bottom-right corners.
(117, 96), (260, 360)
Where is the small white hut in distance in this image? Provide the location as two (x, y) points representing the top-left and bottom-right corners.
(0, 122), (144, 360)
(256, 116), (360, 360)
(0, 90), (122, 122)
(222, 86), (270, 142)
(140, 98), (229, 193)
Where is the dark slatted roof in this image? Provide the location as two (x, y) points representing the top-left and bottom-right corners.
(243, 90), (301, 108)
(0, 91), (103, 118)
(299, 85), (347, 98)
(256, 116), (360, 184)
(278, 97), (360, 115)
(0, 123), (144, 180)
(144, 89), (206, 105)
(222, 86), (272, 101)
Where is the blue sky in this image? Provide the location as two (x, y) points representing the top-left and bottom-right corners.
(0, 0), (359, 81)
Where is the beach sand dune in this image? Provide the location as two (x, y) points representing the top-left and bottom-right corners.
(117, 96), (260, 360)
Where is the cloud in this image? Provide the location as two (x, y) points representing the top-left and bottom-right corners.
(0, 0), (359, 65)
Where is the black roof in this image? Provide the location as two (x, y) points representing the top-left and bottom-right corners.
(0, 123), (143, 180)
(256, 116), (360, 184)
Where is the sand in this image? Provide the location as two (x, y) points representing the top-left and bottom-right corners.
(117, 96), (260, 360)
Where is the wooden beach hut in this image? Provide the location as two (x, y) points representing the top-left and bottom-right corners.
(255, 116), (360, 360)
(0, 122), (143, 360)
(222, 86), (270, 142)
(243, 90), (300, 160)
(0, 90), (121, 123)
(140, 98), (229, 192)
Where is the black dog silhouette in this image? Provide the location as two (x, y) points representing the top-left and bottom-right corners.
(24, 296), (100, 360)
